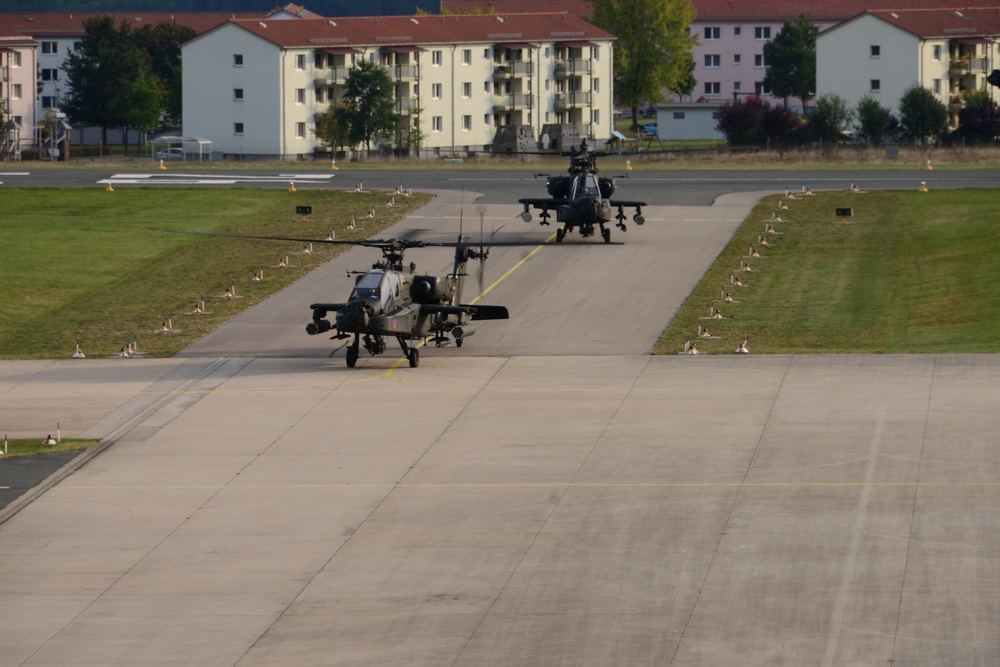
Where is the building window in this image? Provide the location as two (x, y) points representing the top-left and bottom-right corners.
(733, 81), (742, 92)
(234, 54), (244, 67)
(72, 41), (82, 51)
(433, 116), (443, 132)
(870, 45), (880, 58)
(705, 82), (720, 95)
(870, 79), (881, 93)
(295, 122), (305, 138)
(234, 122), (245, 135)
(754, 54), (767, 68)
(41, 41), (57, 54)
(755, 26), (771, 40)
(11, 83), (21, 99)
(712, 111), (722, 120)
(755, 81), (771, 95)
(41, 69), (59, 81)
(734, 54), (742, 64)
(933, 79), (941, 94)
(734, 26), (742, 37)
(593, 109), (600, 124)
(673, 111), (686, 119)
(484, 81), (490, 92)
(296, 54), (305, 70)
(41, 96), (56, 108)
(462, 115), (471, 131)
(432, 83), (442, 99)
(462, 82), (471, 98)
(432, 50), (442, 66)
(705, 54), (720, 68)
(295, 89), (305, 104)
(234, 88), (244, 100)
(11, 51), (21, 67)
(315, 87), (324, 103)
(933, 45), (942, 61)
(484, 48), (489, 59)
(594, 78), (600, 92)
(462, 49), (471, 65)
(704, 26), (720, 41)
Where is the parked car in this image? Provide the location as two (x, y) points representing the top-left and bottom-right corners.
(642, 122), (658, 136)
(156, 147), (185, 161)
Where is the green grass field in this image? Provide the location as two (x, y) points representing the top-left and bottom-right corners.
(0, 437), (100, 458)
(655, 187), (1000, 354)
(0, 188), (431, 358)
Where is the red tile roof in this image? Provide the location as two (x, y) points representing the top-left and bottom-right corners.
(853, 7), (1000, 37)
(219, 12), (613, 48)
(0, 12), (266, 38)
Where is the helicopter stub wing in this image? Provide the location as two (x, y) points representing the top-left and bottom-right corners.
(309, 302), (348, 313)
(419, 304), (509, 320)
(518, 197), (561, 209)
(608, 199), (648, 208)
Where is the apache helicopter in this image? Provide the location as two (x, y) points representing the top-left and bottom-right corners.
(518, 139), (648, 243)
(174, 229), (511, 368)
(306, 235), (508, 368)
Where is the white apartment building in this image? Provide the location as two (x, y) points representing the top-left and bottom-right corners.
(1, 30), (36, 159)
(817, 8), (1000, 126)
(180, 13), (615, 159)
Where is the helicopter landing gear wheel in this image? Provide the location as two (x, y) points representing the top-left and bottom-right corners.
(346, 345), (359, 368)
(407, 348), (420, 368)
(556, 228), (565, 243)
(602, 227), (612, 243)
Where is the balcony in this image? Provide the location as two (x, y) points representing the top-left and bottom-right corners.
(492, 93), (532, 112)
(395, 97), (420, 115)
(949, 57), (988, 76)
(493, 61), (532, 80)
(554, 91), (592, 110)
(554, 60), (592, 77)
(315, 68), (349, 86)
(387, 63), (418, 80)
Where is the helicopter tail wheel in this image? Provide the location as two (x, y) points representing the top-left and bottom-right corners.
(407, 348), (420, 368)
(346, 345), (359, 368)
(602, 227), (612, 243)
(556, 228), (565, 243)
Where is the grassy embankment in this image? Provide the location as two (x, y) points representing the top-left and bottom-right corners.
(656, 187), (1000, 354)
(0, 438), (100, 458)
(0, 188), (431, 358)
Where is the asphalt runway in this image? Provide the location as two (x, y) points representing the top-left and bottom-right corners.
(2, 179), (1000, 664)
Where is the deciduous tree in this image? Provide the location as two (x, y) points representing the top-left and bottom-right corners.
(898, 85), (948, 145)
(587, 0), (697, 129)
(341, 59), (397, 151)
(854, 94), (894, 146)
(762, 14), (818, 109)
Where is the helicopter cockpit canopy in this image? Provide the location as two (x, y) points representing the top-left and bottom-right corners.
(350, 270), (400, 311)
(574, 172), (600, 198)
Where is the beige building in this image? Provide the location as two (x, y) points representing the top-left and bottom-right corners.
(816, 8), (1000, 126)
(0, 29), (36, 159)
(181, 13), (615, 159)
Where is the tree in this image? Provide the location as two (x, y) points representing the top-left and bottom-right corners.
(716, 96), (797, 146)
(762, 14), (818, 109)
(134, 22), (196, 124)
(587, 0), (697, 128)
(62, 15), (154, 147)
(898, 85), (948, 145)
(313, 103), (353, 153)
(113, 69), (165, 154)
(953, 90), (1000, 142)
(341, 59), (397, 151)
(854, 95), (895, 146)
(809, 93), (854, 142)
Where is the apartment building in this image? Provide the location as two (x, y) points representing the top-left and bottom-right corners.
(817, 8), (1000, 125)
(180, 13), (615, 158)
(0, 29), (36, 159)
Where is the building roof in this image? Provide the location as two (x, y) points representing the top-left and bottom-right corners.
(693, 0), (1000, 21)
(0, 12), (267, 38)
(210, 12), (614, 49)
(864, 7), (1000, 38)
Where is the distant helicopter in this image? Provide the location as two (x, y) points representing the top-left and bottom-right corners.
(518, 139), (648, 243)
(307, 236), (508, 368)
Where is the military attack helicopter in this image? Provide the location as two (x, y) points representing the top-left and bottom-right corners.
(174, 229), (519, 368)
(518, 139), (648, 243)
(306, 235), (508, 368)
